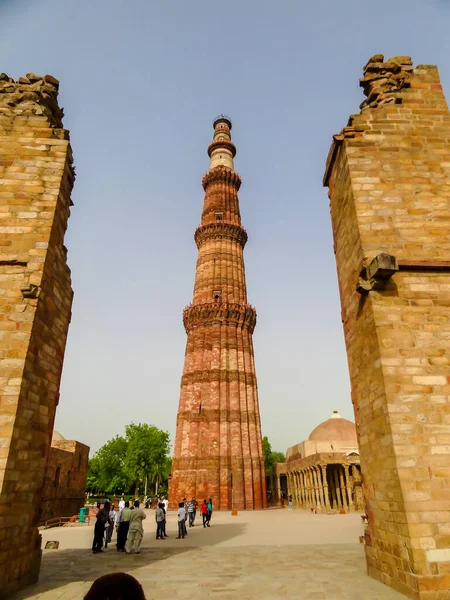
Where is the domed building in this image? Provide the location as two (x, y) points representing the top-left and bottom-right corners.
(269, 411), (364, 513)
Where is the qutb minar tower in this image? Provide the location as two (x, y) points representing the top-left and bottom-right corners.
(169, 116), (266, 510)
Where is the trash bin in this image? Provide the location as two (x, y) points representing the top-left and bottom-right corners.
(79, 506), (88, 523)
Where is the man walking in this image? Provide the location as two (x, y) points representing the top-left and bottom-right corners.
(192, 497), (198, 525)
(176, 501), (186, 539)
(201, 499), (209, 527)
(187, 499), (195, 527)
(92, 501), (111, 553)
(105, 504), (116, 547)
(116, 501), (132, 552)
(155, 502), (165, 539)
(126, 501), (146, 554)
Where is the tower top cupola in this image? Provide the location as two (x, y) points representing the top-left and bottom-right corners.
(208, 114), (236, 170)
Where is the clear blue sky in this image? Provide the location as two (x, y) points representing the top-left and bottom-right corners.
(1, 0), (449, 454)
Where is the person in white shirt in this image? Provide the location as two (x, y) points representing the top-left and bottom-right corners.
(176, 502), (186, 539)
(161, 496), (169, 538)
(118, 497), (125, 510)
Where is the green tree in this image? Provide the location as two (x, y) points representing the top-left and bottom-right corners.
(149, 457), (171, 495)
(124, 423), (170, 495)
(263, 436), (273, 472)
(87, 435), (130, 494)
(271, 451), (286, 464)
(86, 456), (101, 492)
(262, 436), (286, 472)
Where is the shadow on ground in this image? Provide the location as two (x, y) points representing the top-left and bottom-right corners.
(10, 523), (247, 599)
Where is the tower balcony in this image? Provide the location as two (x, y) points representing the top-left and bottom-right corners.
(194, 221), (248, 248)
(202, 165), (242, 191)
(183, 301), (257, 334)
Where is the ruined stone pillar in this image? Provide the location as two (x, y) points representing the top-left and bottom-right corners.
(321, 465), (330, 511)
(344, 465), (354, 512)
(324, 55), (450, 598)
(0, 73), (74, 596)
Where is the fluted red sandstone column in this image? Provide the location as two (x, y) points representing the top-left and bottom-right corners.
(169, 116), (266, 510)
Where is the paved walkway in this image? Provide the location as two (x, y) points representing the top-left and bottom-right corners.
(11, 509), (405, 599)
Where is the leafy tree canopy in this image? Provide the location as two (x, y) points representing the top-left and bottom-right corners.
(124, 423), (170, 488)
(263, 436), (286, 472)
(86, 423), (170, 495)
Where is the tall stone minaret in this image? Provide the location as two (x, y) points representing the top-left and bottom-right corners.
(169, 116), (266, 510)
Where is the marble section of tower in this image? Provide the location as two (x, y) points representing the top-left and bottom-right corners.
(169, 116), (266, 510)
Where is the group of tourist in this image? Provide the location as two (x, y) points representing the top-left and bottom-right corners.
(175, 497), (213, 538)
(92, 497), (148, 555)
(91, 495), (213, 552)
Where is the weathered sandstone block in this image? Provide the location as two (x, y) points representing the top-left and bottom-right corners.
(324, 55), (450, 599)
(0, 73), (74, 597)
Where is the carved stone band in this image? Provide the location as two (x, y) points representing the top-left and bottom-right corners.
(194, 222), (248, 248)
(183, 302), (257, 334)
(202, 166), (242, 191)
(177, 409), (259, 425)
(172, 456), (254, 471)
(181, 370), (257, 387)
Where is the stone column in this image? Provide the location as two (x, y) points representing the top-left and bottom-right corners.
(339, 466), (348, 511)
(303, 470), (309, 507)
(299, 470), (305, 506)
(298, 471), (303, 506)
(316, 466), (326, 511)
(311, 467), (319, 509)
(303, 470), (309, 506)
(302, 469), (308, 508)
(333, 468), (342, 509)
(276, 474), (281, 503)
(344, 465), (354, 512)
(308, 469), (315, 508)
(320, 465), (330, 511)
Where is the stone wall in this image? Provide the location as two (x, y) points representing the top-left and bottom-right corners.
(324, 56), (450, 598)
(39, 439), (89, 523)
(0, 73), (74, 596)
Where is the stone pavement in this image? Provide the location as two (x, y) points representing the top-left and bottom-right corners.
(10, 509), (406, 599)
